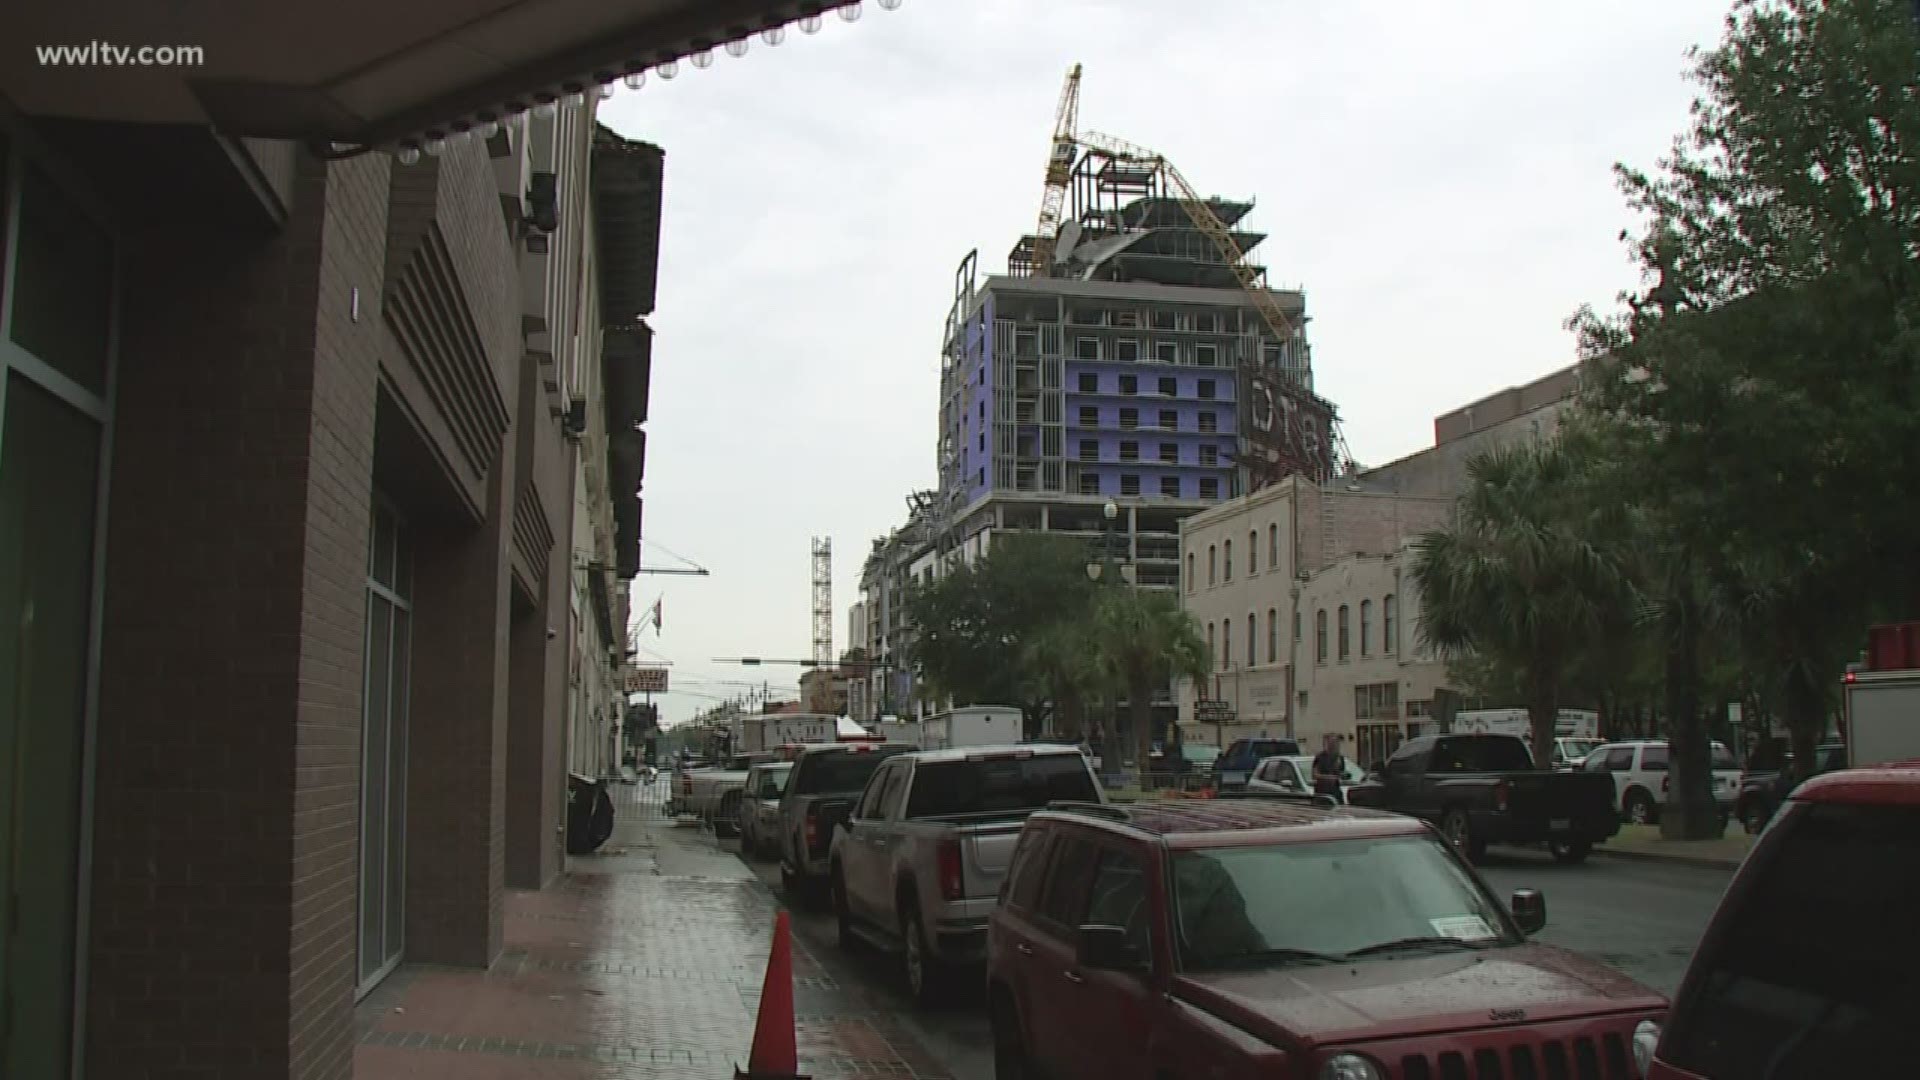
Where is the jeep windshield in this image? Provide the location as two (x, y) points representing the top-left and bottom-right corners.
(1171, 835), (1519, 971)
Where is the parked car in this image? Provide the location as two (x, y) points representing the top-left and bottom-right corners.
(1641, 761), (1916, 1078)
(1580, 740), (1741, 825)
(987, 794), (1667, 1080)
(829, 744), (1102, 1003)
(1212, 737), (1301, 790)
(1733, 741), (1847, 834)
(1552, 736), (1605, 770)
(737, 761), (794, 859)
(1245, 754), (1367, 802)
(776, 742), (917, 901)
(1346, 733), (1620, 863)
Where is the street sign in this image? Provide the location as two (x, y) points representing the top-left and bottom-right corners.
(626, 666), (669, 694)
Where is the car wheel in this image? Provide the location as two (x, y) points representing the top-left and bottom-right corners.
(902, 905), (943, 1007)
(1625, 789), (1656, 825)
(1741, 801), (1769, 835)
(714, 791), (741, 839)
(831, 867), (861, 952)
(1441, 807), (1481, 862)
(1548, 839), (1591, 864)
(990, 992), (1033, 1080)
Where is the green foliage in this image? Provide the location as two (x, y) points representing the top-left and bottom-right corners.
(1090, 587), (1212, 770)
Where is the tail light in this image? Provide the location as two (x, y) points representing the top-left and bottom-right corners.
(804, 806), (819, 852)
(1493, 779), (1511, 812)
(937, 839), (964, 901)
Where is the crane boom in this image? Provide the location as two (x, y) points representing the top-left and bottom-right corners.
(1027, 64), (1083, 276)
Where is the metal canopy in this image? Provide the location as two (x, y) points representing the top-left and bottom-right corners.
(0, 0), (867, 148)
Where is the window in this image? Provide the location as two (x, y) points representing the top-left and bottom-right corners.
(1037, 837), (1100, 927)
(1267, 609), (1279, 663)
(1199, 411), (1218, 433)
(1114, 309), (1140, 328)
(1657, 802), (1920, 1079)
(1360, 599), (1373, 657)
(1247, 613), (1257, 666)
(1248, 531), (1258, 574)
(1221, 619), (1232, 668)
(1119, 374), (1138, 395)
(1223, 540), (1233, 581)
(1004, 828), (1054, 911)
(1337, 606), (1351, 660)
(1158, 376), (1176, 396)
(1155, 340), (1178, 363)
(905, 755), (1099, 817)
(1159, 409), (1177, 430)
(1075, 337), (1100, 360)
(1316, 609), (1328, 662)
(978, 401), (985, 418)
(1354, 682), (1399, 720)
(1186, 552), (1196, 591)
(1121, 474), (1140, 495)
(1085, 851), (1153, 961)
(1115, 339), (1140, 362)
(978, 432), (985, 451)
(1208, 545), (1217, 586)
(1078, 372), (1098, 392)
(1382, 594), (1397, 654)
(1015, 328), (1038, 355)
(1294, 609), (1302, 641)
(1079, 405), (1098, 426)
(1119, 440), (1139, 461)
(1195, 343), (1218, 367)
(1199, 445), (1219, 466)
(1160, 476), (1180, 497)
(1197, 378), (1217, 399)
(1207, 621), (1216, 654)
(1150, 309), (1177, 330)
(1269, 523), (1279, 567)
(1119, 407), (1138, 429)
(1079, 474), (1100, 495)
(1194, 313), (1219, 332)
(1158, 442), (1178, 463)
(1199, 477), (1219, 499)
(1079, 439), (1098, 461)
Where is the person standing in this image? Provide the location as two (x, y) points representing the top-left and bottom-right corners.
(1311, 733), (1349, 804)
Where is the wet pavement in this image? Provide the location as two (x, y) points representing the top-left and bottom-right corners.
(354, 782), (959, 1079)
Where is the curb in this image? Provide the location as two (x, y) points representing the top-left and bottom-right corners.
(1592, 845), (1745, 872)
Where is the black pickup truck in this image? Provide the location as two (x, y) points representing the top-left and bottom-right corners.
(1346, 733), (1619, 863)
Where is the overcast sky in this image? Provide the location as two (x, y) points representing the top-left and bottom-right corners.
(598, 0), (1733, 728)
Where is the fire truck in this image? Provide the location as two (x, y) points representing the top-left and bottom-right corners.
(1840, 621), (1920, 768)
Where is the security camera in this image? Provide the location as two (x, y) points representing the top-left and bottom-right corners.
(547, 627), (558, 640)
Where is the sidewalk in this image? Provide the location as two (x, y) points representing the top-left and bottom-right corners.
(1595, 823), (1753, 870)
(355, 782), (955, 1079)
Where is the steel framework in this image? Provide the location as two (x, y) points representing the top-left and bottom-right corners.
(810, 537), (833, 666)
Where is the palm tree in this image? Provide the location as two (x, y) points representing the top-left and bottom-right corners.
(1090, 588), (1211, 785)
(1021, 620), (1110, 742)
(1411, 439), (1633, 761)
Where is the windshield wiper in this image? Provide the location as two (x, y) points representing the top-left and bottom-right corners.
(1209, 947), (1346, 969)
(1346, 936), (1494, 958)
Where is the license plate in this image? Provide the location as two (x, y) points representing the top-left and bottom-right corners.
(1550, 818), (1571, 831)
(1221, 771), (1248, 785)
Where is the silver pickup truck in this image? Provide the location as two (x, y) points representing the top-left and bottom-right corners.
(827, 743), (1102, 1005)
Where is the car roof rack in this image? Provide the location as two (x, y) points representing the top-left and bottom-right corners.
(1214, 788), (1338, 809)
(1044, 800), (1133, 821)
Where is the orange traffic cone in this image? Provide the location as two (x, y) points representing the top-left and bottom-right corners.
(737, 910), (810, 1080)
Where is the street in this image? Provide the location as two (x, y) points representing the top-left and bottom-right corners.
(707, 818), (1732, 1080)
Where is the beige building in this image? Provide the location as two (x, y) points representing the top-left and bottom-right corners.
(1180, 364), (1580, 758)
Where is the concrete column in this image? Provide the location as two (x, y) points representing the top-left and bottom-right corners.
(406, 426), (517, 967)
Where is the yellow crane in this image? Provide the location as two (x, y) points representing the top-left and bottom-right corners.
(1026, 63), (1082, 276)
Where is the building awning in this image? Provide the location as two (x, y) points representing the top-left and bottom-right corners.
(1, 0), (873, 149)
(593, 126), (664, 325)
(603, 324), (653, 436)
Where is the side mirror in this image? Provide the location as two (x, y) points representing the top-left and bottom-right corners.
(1511, 889), (1546, 934)
(1076, 924), (1145, 972)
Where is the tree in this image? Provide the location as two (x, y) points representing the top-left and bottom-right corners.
(1021, 620), (1110, 742)
(1572, 0), (1920, 783)
(1410, 440), (1634, 761)
(905, 533), (1098, 723)
(1089, 588), (1211, 782)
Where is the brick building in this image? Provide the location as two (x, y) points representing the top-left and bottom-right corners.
(0, 2), (873, 1077)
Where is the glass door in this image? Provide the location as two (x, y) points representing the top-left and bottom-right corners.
(0, 127), (116, 1078)
(357, 500), (411, 994)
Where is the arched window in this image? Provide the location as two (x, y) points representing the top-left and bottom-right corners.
(1269, 523), (1279, 567)
(1208, 545), (1217, 586)
(1207, 621), (1216, 657)
(1185, 551), (1195, 592)
(1383, 594), (1398, 654)
(1248, 530), (1258, 574)
(1360, 599), (1373, 657)
(1266, 609), (1278, 663)
(1338, 605), (1351, 660)
(1221, 618), (1232, 668)
(1223, 539), (1233, 581)
(1247, 613), (1256, 666)
(1315, 609), (1328, 663)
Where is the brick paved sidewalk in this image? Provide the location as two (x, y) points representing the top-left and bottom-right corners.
(355, 782), (954, 1079)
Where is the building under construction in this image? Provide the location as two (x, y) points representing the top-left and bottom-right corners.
(926, 124), (1343, 592)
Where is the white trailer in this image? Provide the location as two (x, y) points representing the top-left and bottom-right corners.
(733, 713), (839, 753)
(1842, 670), (1920, 768)
(919, 706), (1023, 751)
(1453, 709), (1599, 740)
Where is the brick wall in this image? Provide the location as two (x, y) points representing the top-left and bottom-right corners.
(89, 145), (382, 1080)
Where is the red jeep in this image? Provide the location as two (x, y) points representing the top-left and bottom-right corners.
(1642, 762), (1918, 1079)
(986, 794), (1666, 1079)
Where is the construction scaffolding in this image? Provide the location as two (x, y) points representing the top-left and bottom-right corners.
(810, 537), (832, 666)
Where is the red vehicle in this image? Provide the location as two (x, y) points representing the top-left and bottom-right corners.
(1642, 762), (1917, 1079)
(987, 793), (1667, 1079)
